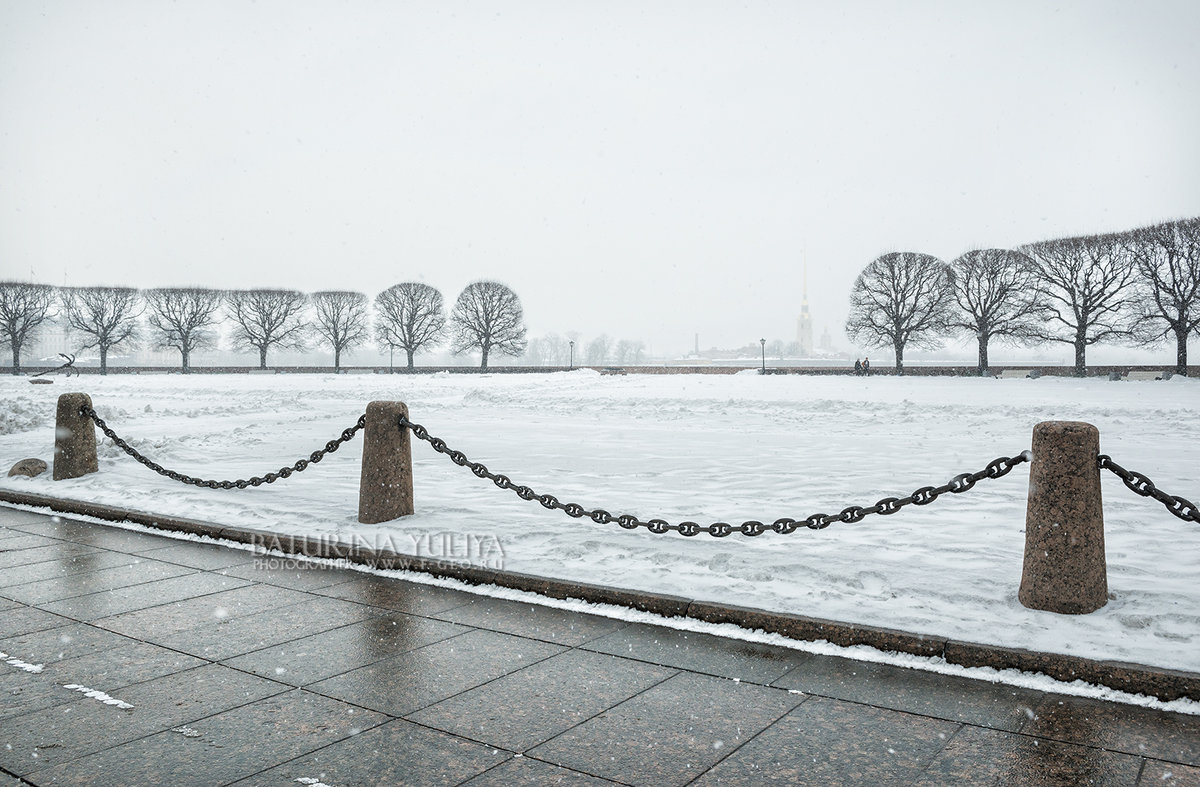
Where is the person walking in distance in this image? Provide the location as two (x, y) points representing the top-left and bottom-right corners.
(854, 358), (863, 376)
(863, 357), (870, 375)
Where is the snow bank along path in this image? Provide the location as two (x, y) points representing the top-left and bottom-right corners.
(1, 371), (1197, 678)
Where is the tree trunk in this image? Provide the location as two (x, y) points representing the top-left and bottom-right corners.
(259, 345), (268, 370)
(334, 347), (341, 372)
(1175, 327), (1189, 376)
(480, 345), (489, 370)
(10, 341), (19, 375)
(181, 347), (190, 374)
(977, 334), (989, 377)
(100, 345), (108, 376)
(1074, 335), (1087, 377)
(894, 343), (904, 375)
(406, 350), (415, 370)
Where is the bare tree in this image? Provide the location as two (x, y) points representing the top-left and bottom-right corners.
(311, 291), (368, 371)
(613, 338), (646, 365)
(523, 336), (547, 366)
(225, 289), (309, 369)
(845, 252), (952, 374)
(0, 281), (54, 375)
(585, 334), (612, 365)
(60, 286), (142, 375)
(144, 287), (224, 373)
(1125, 218), (1200, 375)
(374, 282), (447, 370)
(450, 281), (527, 370)
(946, 249), (1041, 376)
(1020, 233), (1139, 377)
(523, 333), (575, 366)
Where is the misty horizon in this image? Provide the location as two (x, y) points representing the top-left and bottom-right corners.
(2, 1), (1198, 363)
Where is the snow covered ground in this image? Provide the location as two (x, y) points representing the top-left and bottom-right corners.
(2, 371), (1198, 677)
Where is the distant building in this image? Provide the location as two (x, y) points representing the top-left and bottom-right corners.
(796, 262), (813, 357)
(25, 325), (72, 363)
(819, 326), (833, 352)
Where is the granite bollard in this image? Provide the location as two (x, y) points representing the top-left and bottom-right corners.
(1019, 420), (1108, 614)
(53, 392), (99, 480)
(357, 401), (414, 524)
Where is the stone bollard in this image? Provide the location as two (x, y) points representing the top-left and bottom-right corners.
(53, 393), (99, 480)
(1019, 421), (1108, 614)
(358, 401), (414, 524)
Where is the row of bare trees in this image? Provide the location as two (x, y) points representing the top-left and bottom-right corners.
(0, 280), (527, 374)
(845, 217), (1200, 376)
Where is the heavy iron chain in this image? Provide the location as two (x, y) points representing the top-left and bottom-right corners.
(1098, 455), (1199, 523)
(80, 405), (366, 489)
(399, 414), (1033, 537)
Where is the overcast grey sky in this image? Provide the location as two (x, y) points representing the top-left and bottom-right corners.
(2, 0), (1197, 356)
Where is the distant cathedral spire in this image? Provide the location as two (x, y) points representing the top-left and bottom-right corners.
(797, 257), (814, 357)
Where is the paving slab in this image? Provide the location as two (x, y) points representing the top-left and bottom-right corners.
(151, 596), (382, 661)
(772, 652), (1047, 733)
(408, 648), (677, 752)
(0, 670), (85, 722)
(221, 612), (470, 687)
(0, 548), (142, 590)
(309, 628), (564, 717)
(227, 718), (510, 787)
(136, 540), (257, 570)
(692, 694), (959, 786)
(3, 516), (104, 538)
(28, 689), (388, 787)
(1021, 693), (1200, 766)
(0, 532), (60, 551)
(0, 663), (288, 776)
(90, 582), (311, 641)
(0, 542), (103, 572)
(585, 620), (810, 685)
(0, 640), (205, 729)
(311, 572), (479, 615)
(32, 640), (205, 689)
(0, 639), (203, 724)
(528, 671), (805, 786)
(910, 723), (1145, 786)
(1138, 761), (1200, 786)
(430, 593), (629, 646)
(0, 622), (138, 664)
(37, 571), (254, 620)
(0, 606), (77, 639)
(0, 558), (195, 605)
(218, 559), (359, 591)
(6, 520), (173, 553)
(460, 757), (623, 786)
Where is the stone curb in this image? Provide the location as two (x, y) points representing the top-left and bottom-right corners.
(2, 488), (1197, 703)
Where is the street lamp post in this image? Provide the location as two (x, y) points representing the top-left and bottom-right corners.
(760, 338), (766, 374)
(569, 341), (575, 370)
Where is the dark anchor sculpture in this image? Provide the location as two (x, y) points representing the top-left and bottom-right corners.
(31, 353), (78, 381)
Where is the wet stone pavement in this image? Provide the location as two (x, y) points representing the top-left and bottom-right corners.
(0, 506), (1197, 786)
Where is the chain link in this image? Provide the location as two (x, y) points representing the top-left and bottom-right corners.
(400, 414), (1032, 537)
(80, 405), (366, 489)
(1098, 455), (1199, 523)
